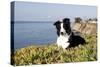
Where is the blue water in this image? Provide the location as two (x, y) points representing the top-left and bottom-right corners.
(14, 21), (57, 49)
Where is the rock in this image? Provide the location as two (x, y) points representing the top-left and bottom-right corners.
(72, 23), (97, 35)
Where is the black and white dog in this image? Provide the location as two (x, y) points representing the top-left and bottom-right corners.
(54, 18), (86, 49)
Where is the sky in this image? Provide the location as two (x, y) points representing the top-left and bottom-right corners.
(12, 1), (97, 22)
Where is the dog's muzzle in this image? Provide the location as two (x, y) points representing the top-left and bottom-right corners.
(61, 32), (64, 35)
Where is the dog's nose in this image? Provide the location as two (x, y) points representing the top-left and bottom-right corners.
(61, 32), (64, 35)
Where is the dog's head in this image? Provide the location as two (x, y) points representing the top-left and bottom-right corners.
(54, 18), (71, 36)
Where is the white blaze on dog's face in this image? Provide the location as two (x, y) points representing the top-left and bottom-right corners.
(60, 22), (66, 36)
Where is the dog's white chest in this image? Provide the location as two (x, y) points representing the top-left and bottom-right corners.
(57, 35), (70, 49)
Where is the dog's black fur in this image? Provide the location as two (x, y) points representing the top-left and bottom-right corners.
(68, 32), (86, 48)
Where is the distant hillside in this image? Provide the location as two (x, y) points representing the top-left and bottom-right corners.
(72, 23), (97, 35)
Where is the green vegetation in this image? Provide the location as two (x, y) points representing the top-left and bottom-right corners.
(75, 17), (82, 23)
(11, 34), (97, 66)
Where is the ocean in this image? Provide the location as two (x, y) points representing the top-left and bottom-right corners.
(13, 21), (57, 49)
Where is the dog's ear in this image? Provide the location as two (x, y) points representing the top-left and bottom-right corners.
(63, 18), (70, 23)
(53, 21), (61, 26)
(63, 18), (70, 26)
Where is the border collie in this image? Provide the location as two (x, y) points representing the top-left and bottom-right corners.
(54, 18), (86, 49)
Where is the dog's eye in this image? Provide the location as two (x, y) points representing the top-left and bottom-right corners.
(57, 26), (60, 29)
(56, 25), (61, 30)
(63, 25), (68, 28)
